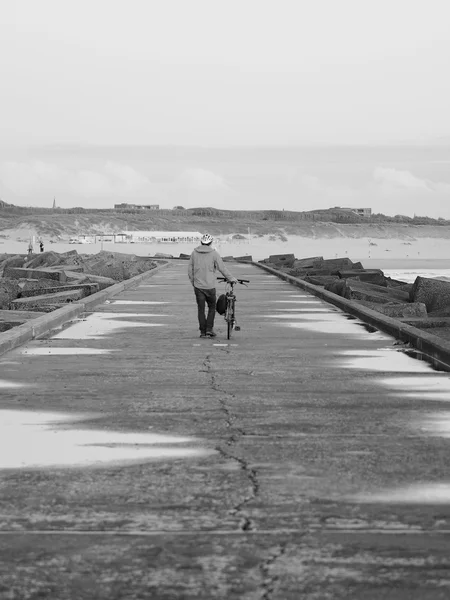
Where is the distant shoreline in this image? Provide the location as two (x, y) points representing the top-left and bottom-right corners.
(2, 234), (450, 274)
(353, 258), (450, 270)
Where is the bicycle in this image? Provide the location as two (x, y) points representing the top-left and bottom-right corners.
(217, 277), (250, 339)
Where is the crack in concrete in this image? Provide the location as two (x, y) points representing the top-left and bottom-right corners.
(260, 544), (287, 600)
(203, 354), (258, 532)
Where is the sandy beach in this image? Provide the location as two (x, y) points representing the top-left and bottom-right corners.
(2, 233), (450, 273)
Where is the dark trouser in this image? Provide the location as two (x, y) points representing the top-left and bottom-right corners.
(194, 287), (216, 333)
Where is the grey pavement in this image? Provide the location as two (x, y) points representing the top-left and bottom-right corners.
(0, 262), (450, 599)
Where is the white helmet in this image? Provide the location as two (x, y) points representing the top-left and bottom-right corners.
(201, 233), (213, 245)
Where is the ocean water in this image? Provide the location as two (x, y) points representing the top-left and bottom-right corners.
(0, 144), (450, 218)
(384, 270), (450, 284)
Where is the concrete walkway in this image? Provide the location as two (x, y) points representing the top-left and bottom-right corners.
(1, 262), (450, 599)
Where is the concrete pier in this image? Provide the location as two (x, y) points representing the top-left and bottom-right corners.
(0, 262), (449, 599)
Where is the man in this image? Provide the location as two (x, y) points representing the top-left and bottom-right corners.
(188, 233), (237, 338)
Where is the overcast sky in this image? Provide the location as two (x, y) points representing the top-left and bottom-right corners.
(1, 0), (450, 146)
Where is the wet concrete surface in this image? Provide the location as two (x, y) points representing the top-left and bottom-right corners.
(0, 263), (450, 598)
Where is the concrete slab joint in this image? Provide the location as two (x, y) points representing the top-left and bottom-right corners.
(203, 354), (259, 532)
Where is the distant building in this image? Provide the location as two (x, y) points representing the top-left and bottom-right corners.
(114, 203), (159, 210)
(333, 206), (372, 217)
(114, 233), (129, 243)
(95, 234), (115, 243)
(123, 231), (202, 243)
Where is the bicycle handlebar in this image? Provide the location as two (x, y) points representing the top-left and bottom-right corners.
(217, 277), (250, 284)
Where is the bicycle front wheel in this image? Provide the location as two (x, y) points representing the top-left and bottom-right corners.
(227, 318), (233, 340)
(226, 298), (235, 340)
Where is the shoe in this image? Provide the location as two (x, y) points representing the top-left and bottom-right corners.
(206, 330), (217, 337)
(199, 332), (207, 338)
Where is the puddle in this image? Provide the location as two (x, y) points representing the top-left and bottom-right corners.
(357, 323), (379, 334)
(271, 300), (325, 304)
(0, 410), (212, 469)
(378, 375), (450, 401)
(419, 412), (450, 437)
(396, 392), (450, 401)
(338, 349), (437, 373)
(271, 308), (327, 312)
(379, 376), (450, 396)
(270, 311), (389, 339)
(280, 322), (358, 335)
(280, 318), (388, 338)
(112, 300), (170, 305)
(22, 348), (116, 356)
(352, 483), (450, 504)
(262, 310), (330, 317)
(0, 380), (27, 388)
(52, 313), (165, 340)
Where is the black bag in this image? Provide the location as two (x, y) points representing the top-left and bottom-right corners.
(216, 293), (227, 315)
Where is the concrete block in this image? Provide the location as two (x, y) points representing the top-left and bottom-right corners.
(348, 280), (410, 302)
(0, 278), (20, 309)
(83, 273), (116, 290)
(326, 279), (407, 304)
(324, 279), (348, 296)
(352, 262), (364, 270)
(321, 257), (354, 272)
(268, 253), (295, 268)
(64, 271), (90, 283)
(46, 264), (85, 272)
(20, 283), (99, 299)
(401, 317), (450, 328)
(0, 307), (47, 330)
(18, 278), (64, 292)
(293, 256), (324, 269)
(4, 267), (67, 283)
(304, 275), (339, 286)
(428, 306), (450, 317)
(0, 255), (26, 272)
(11, 289), (84, 310)
(370, 302), (428, 318)
(235, 255), (253, 262)
(346, 287), (401, 305)
(81, 252), (158, 281)
(59, 249), (80, 259)
(338, 269), (386, 286)
(386, 278), (413, 294)
(301, 268), (346, 277)
(410, 276), (450, 312)
(0, 309), (46, 321)
(25, 251), (62, 269)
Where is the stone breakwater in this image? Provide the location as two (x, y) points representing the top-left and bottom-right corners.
(0, 250), (158, 332)
(260, 253), (450, 342)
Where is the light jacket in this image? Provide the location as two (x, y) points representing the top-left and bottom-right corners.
(188, 245), (234, 289)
